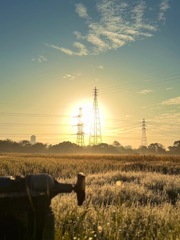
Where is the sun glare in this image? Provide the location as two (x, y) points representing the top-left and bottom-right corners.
(67, 99), (108, 142)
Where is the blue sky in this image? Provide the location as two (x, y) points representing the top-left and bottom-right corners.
(0, 0), (180, 148)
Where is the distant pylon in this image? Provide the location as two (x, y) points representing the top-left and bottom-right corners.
(141, 118), (147, 147)
(76, 107), (85, 146)
(89, 87), (102, 145)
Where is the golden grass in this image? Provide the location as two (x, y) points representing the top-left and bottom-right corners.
(0, 153), (180, 239)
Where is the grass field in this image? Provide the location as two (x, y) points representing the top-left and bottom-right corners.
(0, 153), (180, 240)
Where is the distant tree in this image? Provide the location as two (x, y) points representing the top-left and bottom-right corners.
(127, 146), (135, 154)
(18, 140), (31, 152)
(0, 139), (20, 152)
(31, 142), (48, 153)
(19, 140), (31, 147)
(91, 143), (119, 154)
(137, 145), (149, 154)
(148, 143), (166, 154)
(49, 141), (80, 153)
(168, 140), (180, 154)
(113, 141), (121, 147)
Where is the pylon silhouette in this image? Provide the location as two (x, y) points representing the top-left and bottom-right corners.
(141, 118), (147, 147)
(76, 107), (85, 146)
(89, 87), (102, 145)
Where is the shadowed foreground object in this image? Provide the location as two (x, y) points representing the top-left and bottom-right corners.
(0, 173), (85, 240)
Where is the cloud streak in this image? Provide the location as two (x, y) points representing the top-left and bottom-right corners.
(162, 96), (180, 105)
(32, 55), (47, 63)
(49, 42), (88, 56)
(48, 0), (170, 56)
(137, 89), (153, 94)
(75, 3), (89, 19)
(159, 0), (170, 22)
(63, 72), (82, 80)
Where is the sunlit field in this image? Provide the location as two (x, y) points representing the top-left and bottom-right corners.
(0, 154), (180, 240)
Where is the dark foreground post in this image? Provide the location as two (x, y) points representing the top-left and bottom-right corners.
(0, 173), (85, 240)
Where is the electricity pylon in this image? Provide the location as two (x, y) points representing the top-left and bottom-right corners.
(76, 107), (85, 146)
(89, 87), (102, 145)
(141, 118), (147, 147)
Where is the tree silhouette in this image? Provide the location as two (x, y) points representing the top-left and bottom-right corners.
(168, 140), (180, 154)
(113, 141), (121, 147)
(148, 143), (166, 154)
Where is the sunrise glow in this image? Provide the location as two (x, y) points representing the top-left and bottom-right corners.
(0, 1), (180, 148)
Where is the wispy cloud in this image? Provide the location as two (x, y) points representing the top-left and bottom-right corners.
(63, 72), (82, 80)
(32, 55), (47, 63)
(162, 96), (180, 105)
(159, 0), (170, 22)
(47, 0), (170, 56)
(75, 3), (89, 19)
(50, 42), (88, 56)
(166, 87), (172, 91)
(137, 89), (153, 94)
(98, 65), (104, 70)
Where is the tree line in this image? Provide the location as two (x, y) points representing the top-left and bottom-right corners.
(0, 139), (180, 155)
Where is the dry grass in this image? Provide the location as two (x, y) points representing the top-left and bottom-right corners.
(0, 153), (180, 239)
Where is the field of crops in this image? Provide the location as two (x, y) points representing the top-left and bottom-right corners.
(0, 153), (180, 240)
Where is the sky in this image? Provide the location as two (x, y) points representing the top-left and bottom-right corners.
(0, 0), (180, 148)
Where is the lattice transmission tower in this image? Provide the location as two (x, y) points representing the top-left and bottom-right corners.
(141, 118), (147, 147)
(76, 107), (85, 146)
(89, 87), (102, 145)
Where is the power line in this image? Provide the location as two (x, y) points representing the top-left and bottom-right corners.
(0, 112), (69, 118)
(0, 123), (71, 127)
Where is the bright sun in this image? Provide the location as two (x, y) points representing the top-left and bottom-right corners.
(71, 100), (94, 135)
(68, 99), (107, 138)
